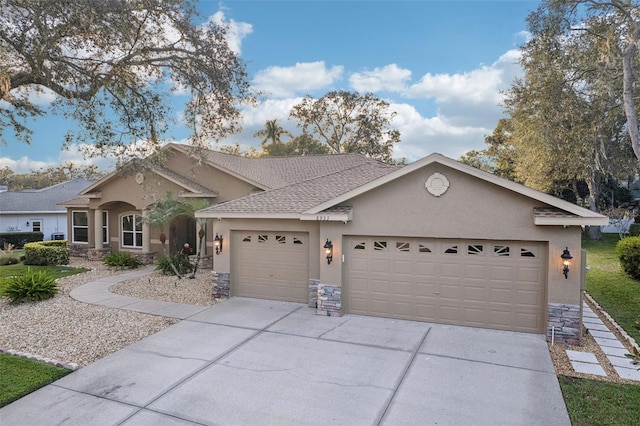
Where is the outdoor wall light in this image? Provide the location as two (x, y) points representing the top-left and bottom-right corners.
(561, 247), (573, 279)
(324, 239), (333, 265)
(26, 221), (29, 226)
(214, 233), (223, 255)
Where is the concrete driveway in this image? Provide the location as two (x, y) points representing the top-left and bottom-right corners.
(1, 298), (570, 426)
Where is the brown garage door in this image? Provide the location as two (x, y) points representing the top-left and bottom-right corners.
(345, 237), (546, 333)
(231, 231), (309, 303)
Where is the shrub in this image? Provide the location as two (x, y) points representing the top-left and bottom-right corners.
(629, 224), (640, 237)
(156, 254), (192, 275)
(23, 241), (69, 266)
(1, 268), (58, 304)
(104, 252), (142, 269)
(0, 255), (19, 266)
(0, 232), (44, 249)
(616, 237), (640, 280)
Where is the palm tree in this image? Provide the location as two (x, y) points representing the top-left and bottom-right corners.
(253, 119), (292, 151)
(144, 192), (208, 279)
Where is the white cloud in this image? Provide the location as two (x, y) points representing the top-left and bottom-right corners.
(349, 64), (412, 93)
(389, 102), (489, 162)
(209, 10), (252, 55)
(252, 61), (344, 98)
(0, 156), (51, 174)
(9, 86), (58, 107)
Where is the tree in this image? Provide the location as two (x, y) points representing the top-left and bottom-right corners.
(0, 0), (253, 157)
(536, 1), (640, 161)
(253, 119), (292, 147)
(144, 192), (208, 279)
(0, 163), (106, 190)
(501, 3), (634, 217)
(289, 90), (401, 163)
(261, 134), (329, 156)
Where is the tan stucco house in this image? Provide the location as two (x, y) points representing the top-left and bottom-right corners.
(62, 143), (607, 344)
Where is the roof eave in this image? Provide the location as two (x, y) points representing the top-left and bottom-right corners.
(300, 209), (353, 222)
(534, 217), (610, 226)
(195, 212), (301, 220)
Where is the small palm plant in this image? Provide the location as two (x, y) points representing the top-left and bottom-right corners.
(1, 268), (58, 304)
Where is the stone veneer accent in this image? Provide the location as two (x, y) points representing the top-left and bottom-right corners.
(212, 271), (230, 299)
(547, 303), (581, 345)
(86, 248), (111, 261)
(308, 279), (319, 308)
(317, 284), (342, 316)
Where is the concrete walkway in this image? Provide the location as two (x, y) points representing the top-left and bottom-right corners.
(69, 265), (209, 319)
(571, 302), (640, 381)
(1, 269), (571, 425)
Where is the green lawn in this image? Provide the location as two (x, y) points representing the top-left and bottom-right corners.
(559, 376), (640, 426)
(557, 234), (640, 426)
(0, 262), (88, 407)
(583, 233), (640, 343)
(0, 264), (89, 290)
(0, 353), (71, 408)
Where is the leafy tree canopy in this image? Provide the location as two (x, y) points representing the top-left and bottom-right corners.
(0, 163), (106, 191)
(289, 90), (401, 163)
(0, 0), (254, 159)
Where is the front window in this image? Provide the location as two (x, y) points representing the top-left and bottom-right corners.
(72, 211), (88, 243)
(31, 220), (42, 233)
(102, 211), (109, 245)
(121, 214), (143, 248)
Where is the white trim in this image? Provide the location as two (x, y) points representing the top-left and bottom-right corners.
(195, 211), (301, 220)
(71, 210), (89, 244)
(120, 212), (143, 248)
(534, 216), (610, 226)
(300, 210), (353, 222)
(102, 211), (109, 245)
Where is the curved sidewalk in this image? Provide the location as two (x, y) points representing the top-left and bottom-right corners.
(69, 265), (209, 319)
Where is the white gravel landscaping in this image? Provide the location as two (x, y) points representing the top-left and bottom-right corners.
(0, 259), (214, 368)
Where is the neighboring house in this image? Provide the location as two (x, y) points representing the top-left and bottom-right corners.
(0, 178), (93, 241)
(62, 143), (607, 343)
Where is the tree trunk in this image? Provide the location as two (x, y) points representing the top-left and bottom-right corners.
(622, 22), (640, 161)
(189, 224), (206, 279)
(586, 173), (602, 240)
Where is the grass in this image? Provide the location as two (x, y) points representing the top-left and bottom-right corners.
(559, 376), (640, 426)
(0, 264), (89, 292)
(0, 353), (71, 408)
(583, 233), (640, 343)
(0, 260), (87, 407)
(556, 234), (640, 426)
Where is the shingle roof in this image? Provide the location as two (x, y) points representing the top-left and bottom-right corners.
(197, 161), (398, 217)
(169, 143), (381, 189)
(0, 179), (94, 213)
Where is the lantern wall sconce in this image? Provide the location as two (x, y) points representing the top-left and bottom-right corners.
(214, 233), (223, 255)
(561, 247), (573, 279)
(26, 221), (29, 226)
(323, 239), (333, 265)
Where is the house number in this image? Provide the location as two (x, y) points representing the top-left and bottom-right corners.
(316, 215), (330, 221)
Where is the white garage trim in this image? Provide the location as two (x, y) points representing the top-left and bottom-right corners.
(344, 236), (547, 333)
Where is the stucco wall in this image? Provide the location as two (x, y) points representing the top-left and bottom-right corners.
(316, 163), (582, 306)
(211, 218), (321, 280)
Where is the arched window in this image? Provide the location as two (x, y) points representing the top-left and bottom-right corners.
(121, 213), (143, 248)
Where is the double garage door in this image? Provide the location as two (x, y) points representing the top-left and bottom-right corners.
(345, 236), (546, 333)
(231, 231), (309, 303)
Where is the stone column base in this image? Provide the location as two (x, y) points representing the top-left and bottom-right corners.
(317, 284), (342, 316)
(547, 303), (581, 345)
(213, 271), (230, 299)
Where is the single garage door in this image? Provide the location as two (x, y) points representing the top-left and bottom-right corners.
(231, 231), (309, 303)
(345, 237), (546, 333)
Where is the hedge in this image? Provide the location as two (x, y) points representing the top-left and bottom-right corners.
(0, 232), (44, 249)
(615, 237), (640, 280)
(23, 240), (69, 266)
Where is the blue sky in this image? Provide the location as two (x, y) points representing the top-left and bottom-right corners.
(0, 0), (539, 173)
